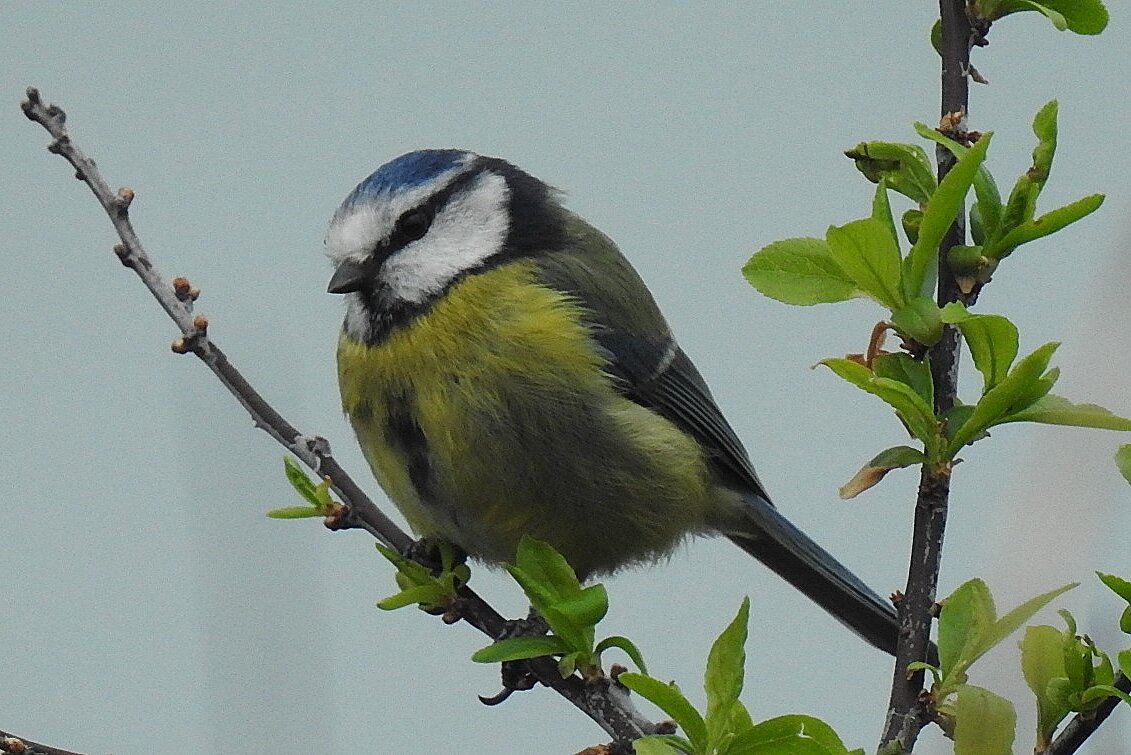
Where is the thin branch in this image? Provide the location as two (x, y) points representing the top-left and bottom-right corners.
(880, 1), (975, 749)
(21, 87), (656, 746)
(1046, 673), (1131, 755)
(0, 731), (86, 755)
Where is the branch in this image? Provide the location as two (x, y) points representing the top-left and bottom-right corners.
(880, 1), (975, 749)
(0, 731), (86, 755)
(20, 87), (657, 747)
(1046, 673), (1131, 755)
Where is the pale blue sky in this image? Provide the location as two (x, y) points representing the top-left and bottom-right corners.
(3, 4), (1129, 753)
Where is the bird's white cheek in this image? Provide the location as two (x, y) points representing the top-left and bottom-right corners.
(381, 172), (510, 304)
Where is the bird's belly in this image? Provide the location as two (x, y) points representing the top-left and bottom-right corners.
(336, 268), (719, 577)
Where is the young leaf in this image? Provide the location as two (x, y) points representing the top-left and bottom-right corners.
(872, 352), (934, 407)
(844, 141), (936, 203)
(992, 193), (1104, 256)
(1096, 572), (1131, 634)
(913, 121), (1003, 239)
(1021, 624), (1072, 745)
(819, 358), (940, 452)
(618, 673), (708, 751)
(939, 302), (1019, 392)
(904, 133), (993, 301)
(989, 582), (1078, 655)
(471, 635), (569, 664)
(742, 238), (859, 305)
(630, 736), (688, 755)
(938, 579), (998, 680)
(953, 685), (1016, 755)
(890, 295), (943, 346)
(728, 714), (853, 754)
(1116, 445), (1131, 486)
(984, 0), (1109, 34)
(594, 635), (648, 674)
(839, 445), (927, 499)
(946, 342), (1059, 455)
(266, 505), (323, 519)
(704, 598), (750, 746)
(1000, 394), (1131, 431)
(826, 218), (906, 310)
(871, 180), (899, 246)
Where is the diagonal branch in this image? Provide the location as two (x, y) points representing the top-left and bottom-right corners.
(20, 86), (656, 746)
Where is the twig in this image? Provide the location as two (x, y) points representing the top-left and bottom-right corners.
(20, 86), (656, 746)
(879, 1), (976, 749)
(0, 731), (86, 755)
(1046, 672), (1131, 755)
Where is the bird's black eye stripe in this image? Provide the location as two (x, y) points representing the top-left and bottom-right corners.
(395, 207), (433, 241)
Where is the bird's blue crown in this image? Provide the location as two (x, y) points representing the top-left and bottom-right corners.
(348, 149), (471, 202)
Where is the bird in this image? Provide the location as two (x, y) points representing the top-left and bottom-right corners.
(326, 149), (902, 656)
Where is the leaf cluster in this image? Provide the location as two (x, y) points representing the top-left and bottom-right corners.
(621, 599), (861, 755)
(744, 102), (1127, 498)
(470, 537), (646, 679)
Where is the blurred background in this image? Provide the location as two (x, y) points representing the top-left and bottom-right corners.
(3, 3), (1128, 753)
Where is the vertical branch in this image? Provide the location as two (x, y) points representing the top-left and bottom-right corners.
(880, 1), (973, 750)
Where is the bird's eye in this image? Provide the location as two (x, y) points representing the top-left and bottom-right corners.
(396, 208), (433, 241)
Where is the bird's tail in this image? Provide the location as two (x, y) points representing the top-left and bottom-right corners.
(727, 493), (903, 657)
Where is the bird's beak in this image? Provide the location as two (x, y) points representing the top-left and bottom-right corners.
(327, 258), (373, 294)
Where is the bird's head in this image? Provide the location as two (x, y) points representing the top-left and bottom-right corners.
(326, 149), (565, 341)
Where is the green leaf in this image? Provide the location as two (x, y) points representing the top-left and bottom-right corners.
(1021, 625), (1071, 743)
(728, 714), (851, 754)
(991, 583), (1078, 657)
(913, 122), (1003, 241)
(905, 133), (993, 301)
(826, 218), (906, 310)
(872, 180), (900, 247)
(844, 141), (937, 203)
(376, 584), (450, 611)
(1001, 394), (1131, 430)
(1120, 649), (1131, 680)
(839, 445), (927, 500)
(939, 302), (1019, 392)
(554, 583), (610, 627)
(471, 635), (570, 664)
(890, 296), (943, 346)
(742, 238), (860, 305)
(953, 685), (1016, 755)
(595, 635), (648, 674)
(266, 505), (322, 519)
(992, 193), (1104, 256)
(872, 353), (934, 406)
(938, 579), (1075, 689)
(820, 358), (940, 452)
(618, 673), (708, 750)
(1097, 572), (1131, 634)
(982, 0), (1109, 34)
(512, 535), (582, 596)
(946, 342), (1059, 455)
(938, 579), (997, 681)
(630, 736), (688, 755)
(1116, 445), (1131, 486)
(704, 598), (750, 746)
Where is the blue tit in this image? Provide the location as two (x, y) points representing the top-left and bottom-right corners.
(327, 149), (900, 656)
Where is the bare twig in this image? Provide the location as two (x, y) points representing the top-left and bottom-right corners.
(880, 2), (976, 750)
(20, 86), (656, 746)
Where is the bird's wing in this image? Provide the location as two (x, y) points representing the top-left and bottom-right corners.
(537, 212), (769, 500)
